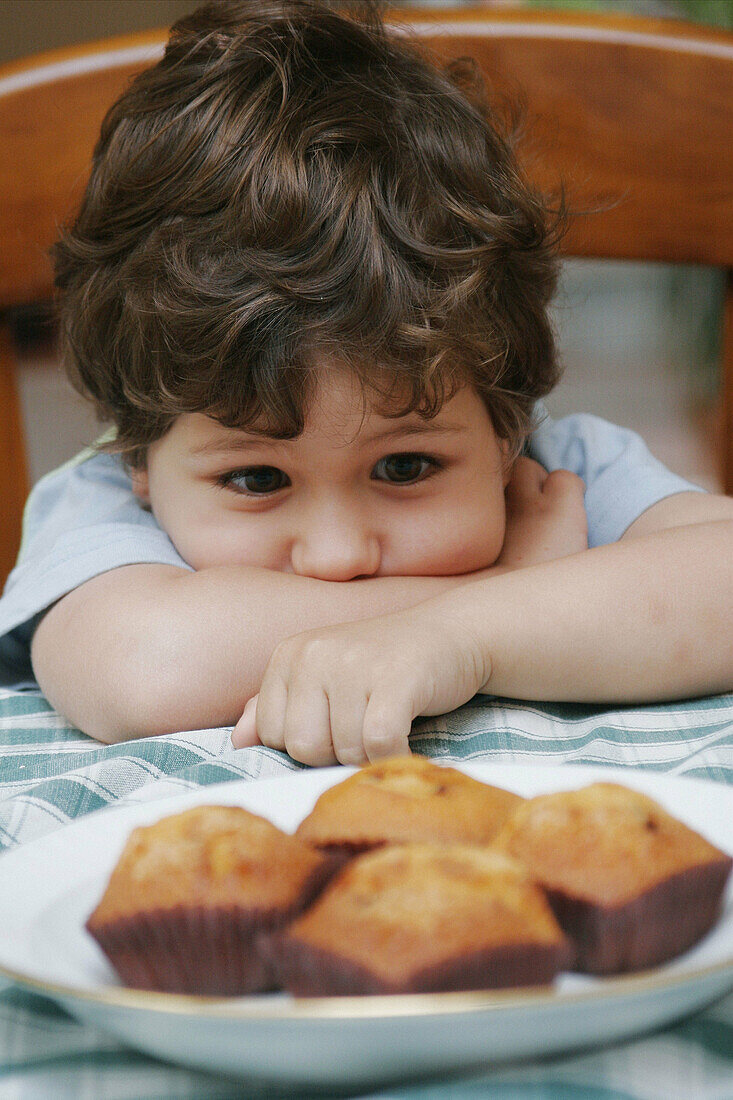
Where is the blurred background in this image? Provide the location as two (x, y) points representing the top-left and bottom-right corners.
(2, 0), (731, 491)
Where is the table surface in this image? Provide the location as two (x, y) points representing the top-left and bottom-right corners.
(1, 686), (732, 1099)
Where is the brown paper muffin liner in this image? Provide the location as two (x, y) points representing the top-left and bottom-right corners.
(88, 905), (278, 995)
(263, 933), (574, 996)
(546, 856), (732, 974)
(87, 856), (338, 995)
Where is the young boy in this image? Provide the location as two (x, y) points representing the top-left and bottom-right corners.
(1, 0), (731, 767)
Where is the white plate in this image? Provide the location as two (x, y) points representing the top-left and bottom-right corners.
(2, 763), (732, 1092)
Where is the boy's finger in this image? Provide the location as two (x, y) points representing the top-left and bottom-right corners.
(507, 456), (546, 491)
(361, 690), (412, 762)
(282, 685), (336, 766)
(231, 695), (260, 748)
(254, 670), (289, 752)
(541, 468), (585, 500)
(326, 682), (370, 766)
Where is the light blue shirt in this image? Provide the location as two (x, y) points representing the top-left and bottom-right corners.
(0, 412), (703, 687)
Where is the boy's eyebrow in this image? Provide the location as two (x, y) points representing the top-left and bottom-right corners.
(191, 420), (465, 456)
(362, 420), (465, 442)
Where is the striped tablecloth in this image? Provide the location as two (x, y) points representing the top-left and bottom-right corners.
(1, 686), (732, 1099)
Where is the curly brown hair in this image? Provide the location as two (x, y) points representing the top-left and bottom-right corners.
(52, 0), (566, 467)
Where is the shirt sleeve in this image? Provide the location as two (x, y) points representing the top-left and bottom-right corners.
(528, 411), (706, 549)
(0, 452), (192, 688)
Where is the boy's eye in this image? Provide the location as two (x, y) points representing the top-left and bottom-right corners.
(220, 466), (289, 494)
(372, 453), (439, 484)
(217, 453), (441, 495)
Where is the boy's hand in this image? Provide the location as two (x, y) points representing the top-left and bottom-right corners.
(497, 458), (587, 570)
(231, 604), (489, 765)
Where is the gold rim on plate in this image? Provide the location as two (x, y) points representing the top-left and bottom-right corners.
(2, 954), (732, 1019)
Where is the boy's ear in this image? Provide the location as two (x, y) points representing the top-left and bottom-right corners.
(130, 465), (150, 504)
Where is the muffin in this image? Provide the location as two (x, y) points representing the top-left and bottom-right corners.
(86, 804), (335, 995)
(295, 755), (523, 857)
(493, 782), (732, 974)
(267, 843), (572, 995)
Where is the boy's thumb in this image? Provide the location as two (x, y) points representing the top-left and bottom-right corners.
(231, 694), (261, 749)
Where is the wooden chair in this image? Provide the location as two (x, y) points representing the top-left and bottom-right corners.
(1, 7), (732, 588)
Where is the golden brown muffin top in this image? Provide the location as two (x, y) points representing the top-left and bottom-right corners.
(493, 782), (730, 906)
(295, 755), (523, 849)
(88, 804), (328, 925)
(285, 842), (565, 984)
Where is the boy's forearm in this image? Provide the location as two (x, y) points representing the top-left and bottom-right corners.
(31, 562), (497, 742)
(437, 520), (733, 703)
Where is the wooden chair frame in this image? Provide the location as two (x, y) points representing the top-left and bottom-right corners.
(1, 6), (732, 586)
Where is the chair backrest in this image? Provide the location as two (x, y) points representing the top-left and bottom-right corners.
(1, 7), (732, 585)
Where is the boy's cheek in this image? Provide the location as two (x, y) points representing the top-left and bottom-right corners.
(153, 513), (279, 572)
(437, 533), (506, 574)
(174, 534), (283, 572)
(385, 517), (507, 577)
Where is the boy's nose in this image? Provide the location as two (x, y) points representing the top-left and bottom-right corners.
(290, 508), (381, 581)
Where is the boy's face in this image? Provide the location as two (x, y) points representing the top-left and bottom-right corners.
(132, 367), (512, 579)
